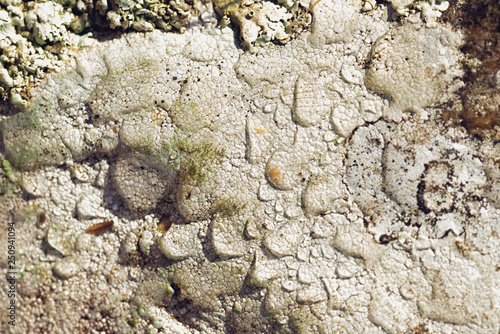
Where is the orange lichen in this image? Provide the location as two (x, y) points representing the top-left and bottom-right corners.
(267, 166), (283, 184)
(85, 220), (114, 235)
(254, 126), (267, 134)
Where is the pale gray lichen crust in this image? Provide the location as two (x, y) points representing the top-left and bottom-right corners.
(1, 1), (500, 334)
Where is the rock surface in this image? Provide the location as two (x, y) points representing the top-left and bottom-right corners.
(0, 1), (499, 333)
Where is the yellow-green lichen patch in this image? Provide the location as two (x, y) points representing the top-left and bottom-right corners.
(174, 136), (228, 222)
(168, 100), (208, 133)
(0, 159), (21, 196)
(176, 137), (225, 184)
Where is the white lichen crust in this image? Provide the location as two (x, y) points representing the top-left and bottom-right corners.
(0, 1), (95, 106)
(365, 24), (462, 121)
(368, 0), (450, 28)
(1, 1), (499, 334)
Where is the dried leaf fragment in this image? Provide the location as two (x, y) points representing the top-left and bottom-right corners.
(85, 220), (114, 235)
(37, 212), (47, 226)
(157, 216), (172, 234)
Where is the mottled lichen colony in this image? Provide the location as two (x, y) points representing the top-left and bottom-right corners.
(0, 0), (199, 107)
(1, 0), (500, 333)
(0, 0), (455, 107)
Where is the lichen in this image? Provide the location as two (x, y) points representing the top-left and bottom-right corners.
(2, 2), (498, 333)
(365, 24), (462, 121)
(0, 1), (94, 106)
(176, 137), (225, 184)
(1, 109), (71, 170)
(377, 0), (450, 28)
(213, 0), (314, 51)
(211, 197), (245, 217)
(0, 0), (197, 106)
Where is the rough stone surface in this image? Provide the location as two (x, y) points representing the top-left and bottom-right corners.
(1, 1), (499, 334)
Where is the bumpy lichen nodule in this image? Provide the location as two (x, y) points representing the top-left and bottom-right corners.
(365, 24), (462, 121)
(1, 110), (71, 170)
